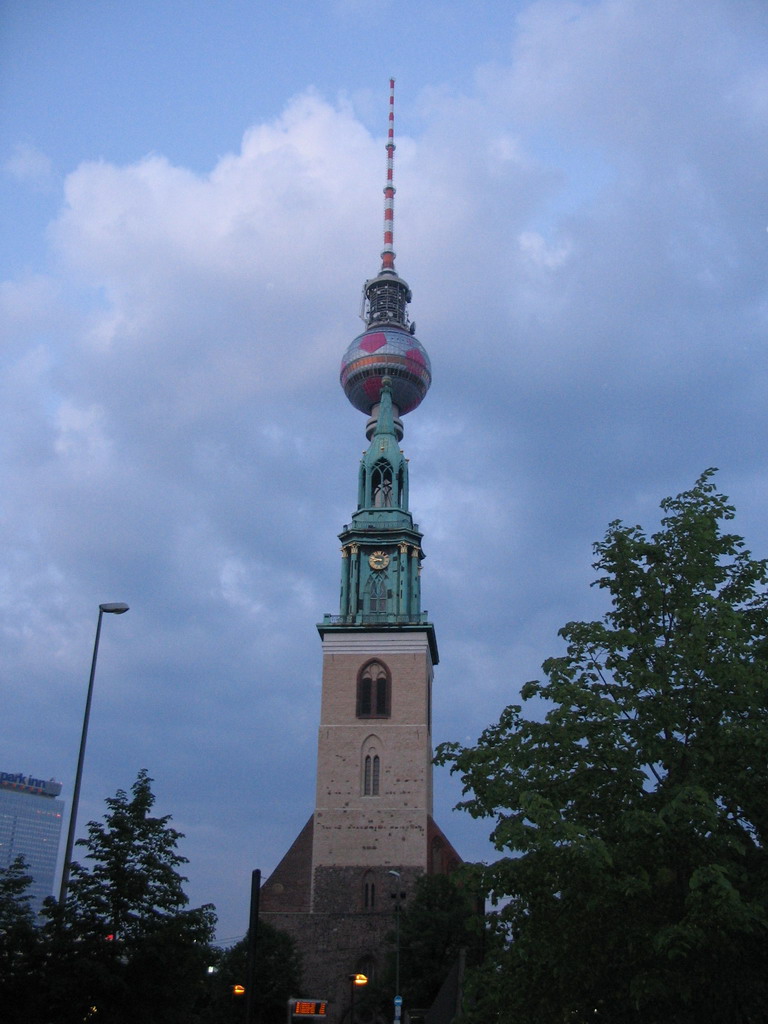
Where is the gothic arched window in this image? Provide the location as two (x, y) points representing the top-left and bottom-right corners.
(363, 871), (376, 910)
(363, 754), (381, 796)
(368, 575), (387, 614)
(372, 460), (394, 507)
(357, 661), (390, 718)
(361, 733), (383, 799)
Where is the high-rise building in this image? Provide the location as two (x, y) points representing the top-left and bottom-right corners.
(261, 81), (460, 1014)
(0, 770), (64, 914)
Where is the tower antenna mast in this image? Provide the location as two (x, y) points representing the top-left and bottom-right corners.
(358, 79), (413, 329)
(381, 77), (397, 274)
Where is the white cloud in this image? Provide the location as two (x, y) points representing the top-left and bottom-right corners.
(4, 142), (53, 186)
(54, 401), (112, 472)
(3, 0), (768, 941)
(518, 230), (572, 269)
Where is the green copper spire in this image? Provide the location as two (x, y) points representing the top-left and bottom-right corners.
(358, 378), (410, 515)
(321, 375), (431, 637)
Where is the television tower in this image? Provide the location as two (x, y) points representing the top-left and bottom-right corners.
(260, 80), (459, 1016)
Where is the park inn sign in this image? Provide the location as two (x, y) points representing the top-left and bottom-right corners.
(0, 771), (62, 797)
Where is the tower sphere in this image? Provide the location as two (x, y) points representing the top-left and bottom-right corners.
(340, 326), (431, 415)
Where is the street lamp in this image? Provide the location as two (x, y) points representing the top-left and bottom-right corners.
(58, 602), (129, 905)
(389, 870), (403, 1024)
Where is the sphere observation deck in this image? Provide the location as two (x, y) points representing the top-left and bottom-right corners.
(340, 326), (431, 416)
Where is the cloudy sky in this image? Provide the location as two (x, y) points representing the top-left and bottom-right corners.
(3, 0), (767, 943)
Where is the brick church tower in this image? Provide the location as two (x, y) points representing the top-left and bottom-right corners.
(260, 81), (460, 1017)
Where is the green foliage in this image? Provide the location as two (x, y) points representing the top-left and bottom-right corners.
(69, 767), (196, 939)
(40, 769), (217, 1024)
(437, 472), (768, 1023)
(360, 873), (485, 1022)
(0, 857), (43, 1019)
(0, 855), (35, 936)
(200, 920), (303, 1024)
(396, 873), (484, 1011)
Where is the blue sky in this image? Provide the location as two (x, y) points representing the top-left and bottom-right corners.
(3, 0), (768, 944)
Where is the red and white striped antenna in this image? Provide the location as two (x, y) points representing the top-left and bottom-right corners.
(359, 79), (412, 328)
(381, 77), (396, 274)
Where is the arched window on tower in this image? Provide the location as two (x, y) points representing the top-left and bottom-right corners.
(362, 735), (382, 797)
(368, 574), (387, 614)
(357, 661), (390, 718)
(362, 870), (376, 911)
(363, 754), (381, 796)
(372, 460), (394, 507)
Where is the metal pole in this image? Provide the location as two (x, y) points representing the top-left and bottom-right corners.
(58, 603), (128, 906)
(245, 868), (261, 1024)
(389, 869), (402, 1024)
(59, 608), (104, 905)
(395, 894), (401, 996)
(393, 897), (402, 1024)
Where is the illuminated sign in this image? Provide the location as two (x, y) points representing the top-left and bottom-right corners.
(290, 1000), (328, 1018)
(0, 772), (62, 797)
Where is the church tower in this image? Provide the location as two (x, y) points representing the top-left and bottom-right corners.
(261, 81), (459, 1012)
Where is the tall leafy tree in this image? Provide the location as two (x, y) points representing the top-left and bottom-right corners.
(43, 769), (216, 1024)
(437, 472), (768, 1023)
(70, 768), (203, 939)
(200, 920), (303, 1024)
(0, 857), (43, 1022)
(393, 873), (484, 1013)
(359, 873), (484, 1023)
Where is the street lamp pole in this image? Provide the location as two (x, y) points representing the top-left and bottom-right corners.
(58, 602), (129, 905)
(389, 870), (402, 1024)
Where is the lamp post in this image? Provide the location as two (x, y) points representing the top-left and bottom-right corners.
(58, 602), (129, 905)
(389, 870), (403, 1024)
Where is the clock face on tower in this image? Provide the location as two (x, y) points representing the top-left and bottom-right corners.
(368, 550), (390, 571)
